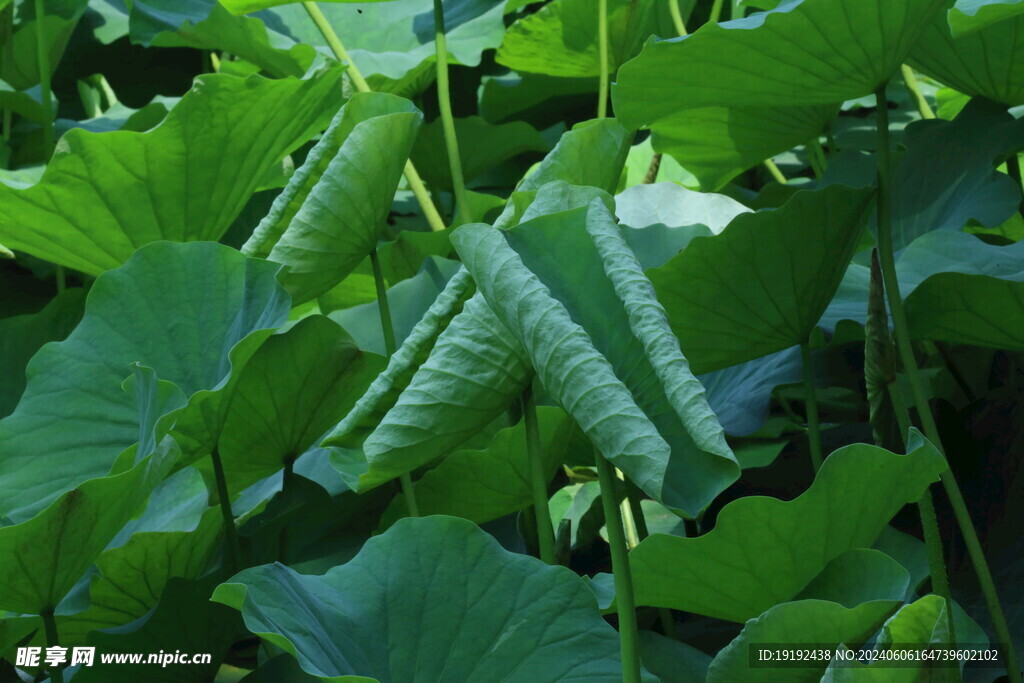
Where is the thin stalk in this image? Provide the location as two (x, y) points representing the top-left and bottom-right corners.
(764, 158), (787, 184)
(595, 451), (642, 683)
(42, 610), (63, 683)
(811, 139), (828, 174)
(302, 1), (447, 233)
(617, 469), (641, 549)
(887, 384), (954, 643)
(643, 153), (662, 184)
(211, 447), (242, 573)
(597, 0), (609, 119)
(432, 0), (472, 223)
(624, 481), (679, 641)
(33, 0), (54, 158)
(523, 390), (555, 564)
(371, 248), (420, 517)
(801, 342), (823, 473)
(875, 85), (1019, 681)
(668, 0), (688, 36)
(709, 0), (726, 23)
(900, 65), (935, 120)
(806, 141), (825, 179)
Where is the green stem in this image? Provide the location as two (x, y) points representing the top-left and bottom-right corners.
(302, 1), (447, 233)
(900, 65), (935, 120)
(595, 451), (641, 683)
(370, 248), (420, 517)
(623, 481), (679, 640)
(764, 158), (787, 184)
(806, 141), (826, 179)
(33, 0), (54, 159)
(801, 342), (823, 473)
(432, 0), (472, 224)
(875, 85), (1019, 681)
(211, 447), (242, 573)
(669, 0), (688, 36)
(597, 0), (609, 119)
(887, 384), (954, 643)
(522, 389), (555, 564)
(42, 610), (63, 683)
(709, 0), (725, 23)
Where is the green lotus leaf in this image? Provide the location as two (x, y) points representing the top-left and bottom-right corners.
(1, 0), (88, 90)
(223, 0), (401, 15)
(410, 116), (551, 191)
(0, 437), (177, 615)
(496, 0), (689, 78)
(212, 516), (637, 682)
(125, 0), (316, 78)
(949, 0), (1024, 35)
(910, 9), (1024, 105)
(243, 92), (422, 303)
(618, 136), (698, 190)
(377, 406), (575, 529)
(614, 0), (949, 129)
(453, 200), (740, 517)
(626, 432), (946, 622)
(256, 0), (507, 92)
(0, 242), (290, 523)
(638, 630), (712, 683)
(0, 287), (84, 418)
(905, 272), (1024, 351)
(478, 71), (597, 127)
(649, 185), (874, 375)
(517, 118), (632, 195)
(614, 182), (751, 236)
(0, 80), (54, 125)
(707, 600), (901, 682)
(794, 549), (911, 608)
(0, 68), (344, 275)
(211, 315), (385, 497)
(700, 347), (803, 437)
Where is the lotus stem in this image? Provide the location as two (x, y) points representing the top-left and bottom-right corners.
(33, 0), (54, 158)
(709, 0), (726, 23)
(900, 65), (935, 120)
(800, 342), (823, 472)
(875, 84), (1019, 681)
(522, 389), (555, 564)
(301, 1), (447, 233)
(643, 153), (662, 184)
(597, 0), (609, 118)
(669, 0), (688, 36)
(764, 158), (787, 184)
(432, 0), (472, 224)
(370, 248), (420, 517)
(624, 480), (679, 640)
(594, 450), (641, 683)
(42, 610), (63, 683)
(211, 447), (242, 573)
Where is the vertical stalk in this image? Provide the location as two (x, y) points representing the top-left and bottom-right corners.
(709, 0), (726, 23)
(875, 85), (1019, 681)
(301, 1), (447, 233)
(597, 0), (609, 119)
(595, 451), (641, 683)
(432, 0), (472, 223)
(42, 610), (63, 683)
(642, 153), (662, 184)
(764, 158), (787, 184)
(624, 480), (679, 640)
(800, 342), (823, 473)
(370, 248), (420, 517)
(522, 389), (555, 564)
(33, 0), (54, 158)
(900, 65), (935, 120)
(668, 0), (687, 36)
(211, 447), (242, 573)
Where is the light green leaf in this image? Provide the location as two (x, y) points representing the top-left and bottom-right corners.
(453, 201), (740, 517)
(615, 182), (751, 236)
(0, 242), (290, 523)
(626, 433), (946, 622)
(649, 185), (874, 374)
(707, 600), (901, 682)
(614, 0), (949, 120)
(949, 0), (1024, 35)
(377, 407), (575, 528)
(795, 549), (912, 608)
(244, 92), (423, 303)
(0, 68), (344, 275)
(204, 316), (385, 498)
(497, 0), (688, 77)
(124, 0), (315, 77)
(325, 265), (476, 450)
(213, 516), (638, 681)
(0, 438), (176, 615)
(618, 136), (698, 190)
(517, 118), (632, 195)
(911, 8), (1024, 106)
